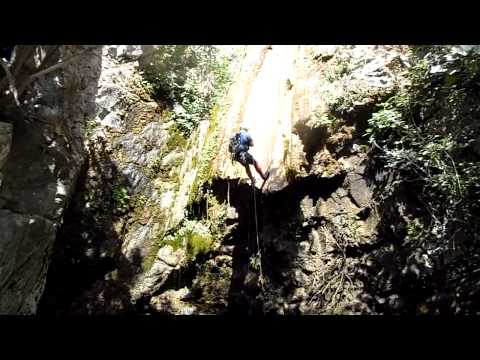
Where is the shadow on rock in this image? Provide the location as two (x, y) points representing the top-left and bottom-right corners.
(38, 137), (144, 315)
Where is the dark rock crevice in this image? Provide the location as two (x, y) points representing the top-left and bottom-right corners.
(38, 138), (142, 315)
(293, 121), (329, 168)
(196, 172), (346, 314)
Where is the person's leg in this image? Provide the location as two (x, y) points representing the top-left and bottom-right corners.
(245, 152), (269, 181)
(244, 165), (255, 183)
(253, 160), (268, 180)
(236, 152), (255, 183)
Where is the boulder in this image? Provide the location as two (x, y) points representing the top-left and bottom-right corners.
(150, 287), (197, 315)
(348, 173), (372, 208)
(157, 245), (184, 267)
(130, 246), (186, 301)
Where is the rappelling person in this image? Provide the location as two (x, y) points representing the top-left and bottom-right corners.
(229, 127), (270, 186)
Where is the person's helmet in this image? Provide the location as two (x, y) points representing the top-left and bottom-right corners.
(240, 126), (249, 132)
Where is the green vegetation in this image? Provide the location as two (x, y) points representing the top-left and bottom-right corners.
(165, 123), (188, 151)
(141, 46), (232, 137)
(326, 80), (381, 116)
(112, 184), (130, 214)
(143, 189), (229, 271)
(148, 157), (164, 179)
(164, 220), (213, 261)
(347, 215), (362, 240)
(203, 189), (229, 240)
(132, 194), (148, 208)
(142, 210), (168, 272)
(406, 218), (425, 243)
(325, 53), (353, 82)
(189, 104), (222, 204)
(140, 49), (232, 269)
(141, 45), (233, 205)
(129, 70), (155, 99)
(147, 123), (187, 182)
(85, 118), (99, 137)
(314, 109), (339, 129)
(366, 45), (480, 251)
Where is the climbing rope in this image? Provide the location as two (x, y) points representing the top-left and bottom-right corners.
(227, 181), (230, 209)
(252, 181), (265, 292)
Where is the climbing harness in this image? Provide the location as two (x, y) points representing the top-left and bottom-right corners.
(251, 181), (265, 292)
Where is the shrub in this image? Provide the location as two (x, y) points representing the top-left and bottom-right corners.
(366, 45), (480, 251)
(314, 109), (339, 129)
(164, 220), (214, 261)
(140, 46), (232, 137)
(112, 184), (130, 214)
(324, 52), (354, 82)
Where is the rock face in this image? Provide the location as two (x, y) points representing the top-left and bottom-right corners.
(0, 122), (12, 188)
(25, 45), (416, 315)
(212, 46), (409, 192)
(202, 45), (410, 314)
(38, 46), (216, 314)
(0, 46), (102, 314)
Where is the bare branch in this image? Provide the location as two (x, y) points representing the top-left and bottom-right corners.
(0, 46), (36, 94)
(17, 45), (102, 96)
(446, 152), (463, 197)
(34, 46), (61, 74)
(8, 46), (17, 66)
(0, 57), (20, 106)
